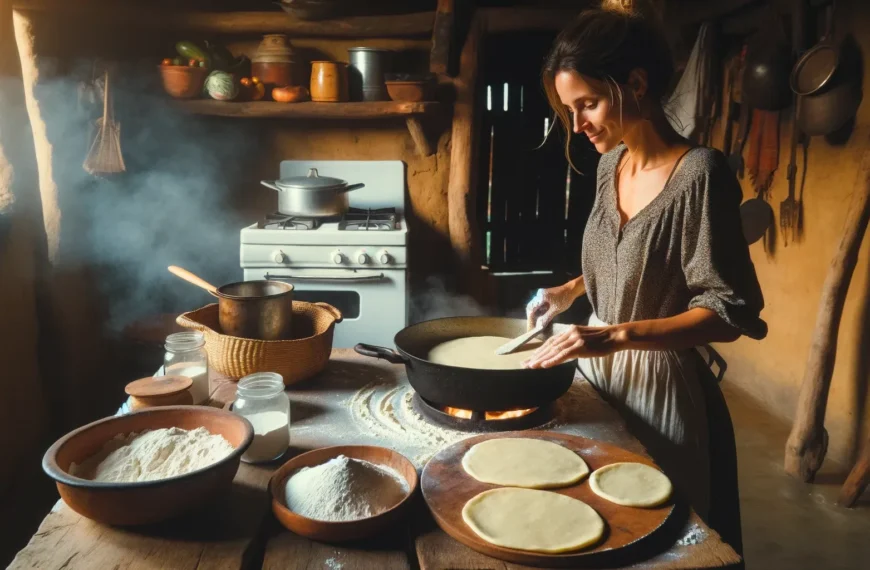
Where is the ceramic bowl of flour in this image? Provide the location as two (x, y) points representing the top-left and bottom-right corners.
(43, 406), (253, 526)
(269, 445), (418, 542)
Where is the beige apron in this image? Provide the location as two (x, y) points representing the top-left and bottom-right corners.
(577, 314), (710, 517)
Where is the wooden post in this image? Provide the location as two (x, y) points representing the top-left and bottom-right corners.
(429, 0), (455, 76)
(447, 14), (483, 285)
(839, 439), (870, 507)
(405, 117), (433, 157)
(785, 146), (870, 481)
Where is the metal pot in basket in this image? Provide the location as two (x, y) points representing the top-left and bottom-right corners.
(260, 168), (365, 217)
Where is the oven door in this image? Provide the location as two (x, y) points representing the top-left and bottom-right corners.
(243, 267), (407, 348)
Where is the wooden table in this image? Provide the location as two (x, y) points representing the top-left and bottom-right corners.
(10, 349), (741, 570)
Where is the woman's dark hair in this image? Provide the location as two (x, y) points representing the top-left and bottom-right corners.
(542, 0), (674, 162)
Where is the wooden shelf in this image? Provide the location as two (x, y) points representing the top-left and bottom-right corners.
(174, 100), (440, 156)
(174, 100), (437, 119)
(13, 3), (436, 37)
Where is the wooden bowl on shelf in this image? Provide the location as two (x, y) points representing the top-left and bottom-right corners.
(158, 65), (208, 99)
(385, 74), (435, 102)
(269, 445), (418, 542)
(42, 406), (253, 526)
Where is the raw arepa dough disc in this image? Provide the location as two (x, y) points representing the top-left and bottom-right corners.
(462, 488), (605, 553)
(589, 462), (673, 507)
(462, 438), (589, 488)
(426, 336), (542, 370)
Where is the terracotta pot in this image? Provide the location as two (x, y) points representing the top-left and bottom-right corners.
(385, 80), (434, 102)
(310, 61), (349, 102)
(252, 34), (297, 88)
(42, 406), (253, 526)
(158, 65), (208, 99)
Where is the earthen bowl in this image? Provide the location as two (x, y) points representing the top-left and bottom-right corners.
(385, 80), (433, 102)
(158, 65), (208, 99)
(269, 445), (418, 542)
(43, 406), (253, 526)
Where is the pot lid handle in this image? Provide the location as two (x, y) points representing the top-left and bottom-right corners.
(307, 168), (320, 178)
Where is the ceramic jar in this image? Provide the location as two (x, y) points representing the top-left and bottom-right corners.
(310, 61), (349, 102)
(252, 34), (298, 89)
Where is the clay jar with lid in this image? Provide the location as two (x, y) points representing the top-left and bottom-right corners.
(310, 61), (349, 102)
(252, 34), (298, 89)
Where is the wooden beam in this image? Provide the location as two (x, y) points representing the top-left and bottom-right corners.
(12, 2), (436, 37)
(480, 7), (582, 33)
(785, 146), (870, 482)
(670, 0), (761, 26)
(173, 100), (439, 120)
(405, 117), (434, 157)
(429, 0), (455, 76)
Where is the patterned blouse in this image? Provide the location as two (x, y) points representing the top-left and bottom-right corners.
(582, 144), (767, 339)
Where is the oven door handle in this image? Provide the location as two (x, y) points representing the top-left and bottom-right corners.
(265, 272), (387, 283)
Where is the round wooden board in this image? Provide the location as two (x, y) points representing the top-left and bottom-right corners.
(421, 431), (676, 568)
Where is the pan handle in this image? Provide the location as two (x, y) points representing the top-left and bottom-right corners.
(354, 343), (408, 364)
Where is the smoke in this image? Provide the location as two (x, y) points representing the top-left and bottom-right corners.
(34, 59), (264, 332)
(409, 275), (496, 323)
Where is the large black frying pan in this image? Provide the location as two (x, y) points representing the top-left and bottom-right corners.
(354, 317), (575, 411)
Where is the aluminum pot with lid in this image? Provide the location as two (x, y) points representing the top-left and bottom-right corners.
(260, 168), (365, 217)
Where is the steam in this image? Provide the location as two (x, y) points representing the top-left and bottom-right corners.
(409, 276), (496, 323)
(35, 59), (263, 332)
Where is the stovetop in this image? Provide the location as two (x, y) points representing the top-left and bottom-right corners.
(258, 208), (398, 231)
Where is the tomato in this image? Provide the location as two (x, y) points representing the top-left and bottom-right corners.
(188, 58), (199, 67)
(272, 86), (309, 103)
(251, 76), (261, 85)
(240, 77), (252, 87)
(161, 58), (173, 66)
(251, 82), (266, 101)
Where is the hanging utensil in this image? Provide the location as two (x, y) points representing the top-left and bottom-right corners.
(83, 69), (126, 176)
(727, 46), (751, 176)
(781, 99), (801, 246)
(791, 1), (861, 137)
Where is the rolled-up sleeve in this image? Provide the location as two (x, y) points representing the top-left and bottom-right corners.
(680, 155), (767, 340)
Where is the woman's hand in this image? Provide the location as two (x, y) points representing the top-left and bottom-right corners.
(522, 324), (628, 368)
(526, 277), (586, 330)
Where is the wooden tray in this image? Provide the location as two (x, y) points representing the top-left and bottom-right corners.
(421, 431), (676, 568)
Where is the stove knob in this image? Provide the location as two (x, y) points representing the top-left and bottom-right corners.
(377, 250), (392, 264)
(272, 250), (287, 264)
(356, 251), (369, 265)
(331, 251), (345, 265)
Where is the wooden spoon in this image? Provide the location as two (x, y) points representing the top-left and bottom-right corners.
(494, 324), (545, 356)
(168, 265), (219, 296)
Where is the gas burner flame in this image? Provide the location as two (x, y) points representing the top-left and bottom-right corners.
(442, 406), (538, 420)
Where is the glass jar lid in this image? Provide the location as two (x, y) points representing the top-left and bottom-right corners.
(165, 331), (205, 352)
(237, 372), (285, 399)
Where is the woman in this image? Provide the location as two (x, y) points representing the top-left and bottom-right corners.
(523, 0), (766, 517)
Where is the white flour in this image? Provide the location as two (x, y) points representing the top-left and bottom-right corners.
(70, 427), (234, 482)
(241, 411), (289, 463)
(284, 455), (408, 522)
(349, 383), (478, 466)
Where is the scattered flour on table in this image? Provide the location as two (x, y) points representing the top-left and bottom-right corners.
(348, 382), (478, 466)
(324, 557), (343, 570)
(70, 427), (235, 482)
(284, 455), (408, 522)
(676, 523), (708, 546)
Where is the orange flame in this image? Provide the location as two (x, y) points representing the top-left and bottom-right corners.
(441, 406), (537, 420)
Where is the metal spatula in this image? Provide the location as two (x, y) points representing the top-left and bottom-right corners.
(495, 324), (545, 356)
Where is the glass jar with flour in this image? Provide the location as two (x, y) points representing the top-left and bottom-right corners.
(233, 372), (290, 463)
(163, 332), (209, 405)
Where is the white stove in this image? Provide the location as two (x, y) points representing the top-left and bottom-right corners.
(241, 160), (408, 348)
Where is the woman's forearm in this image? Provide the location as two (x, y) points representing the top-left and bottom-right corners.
(562, 275), (586, 301)
(619, 307), (740, 351)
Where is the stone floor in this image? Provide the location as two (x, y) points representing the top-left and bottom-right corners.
(722, 382), (870, 570)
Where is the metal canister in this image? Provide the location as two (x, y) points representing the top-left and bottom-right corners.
(347, 47), (392, 101)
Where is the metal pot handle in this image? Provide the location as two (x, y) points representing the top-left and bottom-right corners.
(260, 180), (282, 192)
(339, 183), (366, 194)
(354, 343), (408, 364)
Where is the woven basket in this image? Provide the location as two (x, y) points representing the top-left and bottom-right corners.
(176, 302), (342, 385)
